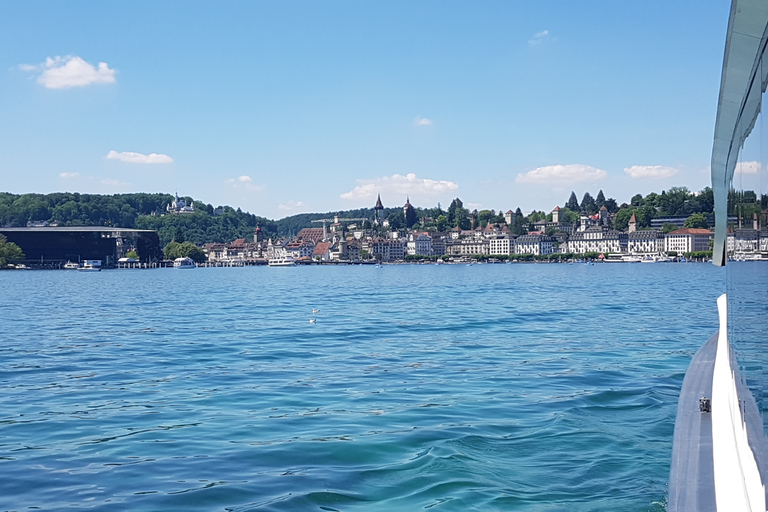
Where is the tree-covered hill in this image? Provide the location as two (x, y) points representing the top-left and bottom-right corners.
(0, 192), (276, 246)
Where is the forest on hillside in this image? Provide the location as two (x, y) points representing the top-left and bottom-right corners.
(0, 192), (276, 246)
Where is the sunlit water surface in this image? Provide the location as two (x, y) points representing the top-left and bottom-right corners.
(0, 263), (726, 511)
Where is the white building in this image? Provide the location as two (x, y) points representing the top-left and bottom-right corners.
(488, 235), (514, 255)
(407, 233), (433, 256)
(515, 234), (553, 255)
(565, 227), (626, 254)
(445, 238), (490, 257)
(627, 230), (665, 254)
(665, 228), (712, 253)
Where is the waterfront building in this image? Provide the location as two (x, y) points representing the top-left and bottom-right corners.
(514, 233), (553, 255)
(665, 228), (712, 254)
(445, 237), (490, 257)
(430, 234), (447, 256)
(565, 226), (627, 254)
(312, 241), (332, 261)
(285, 239), (315, 259)
(627, 230), (665, 254)
(488, 235), (514, 255)
(369, 237), (406, 262)
(732, 228), (759, 253)
(406, 233), (432, 256)
(346, 241), (361, 261)
(203, 243), (228, 262)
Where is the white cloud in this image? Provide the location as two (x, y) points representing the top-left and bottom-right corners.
(278, 200), (305, 211)
(225, 175), (264, 192)
(624, 165), (679, 179)
(106, 150), (174, 164)
(101, 178), (131, 188)
(528, 30), (550, 46)
(413, 116), (433, 126)
(735, 161), (761, 175)
(20, 56), (116, 89)
(59, 172), (80, 179)
(340, 173), (459, 200)
(515, 164), (607, 184)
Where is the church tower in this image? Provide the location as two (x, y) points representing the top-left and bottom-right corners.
(374, 194), (384, 225)
(628, 213), (637, 233)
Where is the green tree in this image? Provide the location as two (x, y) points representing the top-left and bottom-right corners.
(163, 241), (181, 260)
(435, 214), (448, 232)
(595, 190), (606, 208)
(613, 208), (635, 231)
(566, 191), (580, 211)
(0, 234), (25, 267)
(661, 222), (679, 233)
(125, 250), (140, 259)
(386, 211), (404, 230)
(581, 192), (597, 214)
(684, 213), (709, 229)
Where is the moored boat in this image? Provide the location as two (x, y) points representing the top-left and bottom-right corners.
(268, 256), (297, 267)
(173, 257), (196, 269)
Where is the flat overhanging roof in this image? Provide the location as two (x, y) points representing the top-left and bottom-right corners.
(0, 227), (155, 234)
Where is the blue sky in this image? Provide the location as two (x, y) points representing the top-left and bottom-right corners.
(1, 1), (731, 219)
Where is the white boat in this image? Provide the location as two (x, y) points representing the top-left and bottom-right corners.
(268, 256), (297, 267)
(63, 261), (79, 269)
(641, 254), (673, 263)
(669, 4), (768, 510)
(78, 263), (101, 271)
(173, 257), (196, 269)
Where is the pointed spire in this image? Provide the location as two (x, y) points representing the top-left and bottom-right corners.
(374, 193), (383, 210)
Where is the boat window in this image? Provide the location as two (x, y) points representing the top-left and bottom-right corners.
(726, 54), (768, 433)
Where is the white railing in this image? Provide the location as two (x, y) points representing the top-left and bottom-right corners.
(712, 293), (766, 511)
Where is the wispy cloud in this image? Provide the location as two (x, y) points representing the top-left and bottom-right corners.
(516, 164), (607, 184)
(106, 150), (174, 164)
(101, 178), (131, 188)
(624, 165), (678, 179)
(341, 173), (459, 201)
(59, 172), (80, 179)
(278, 200), (305, 211)
(413, 116), (433, 126)
(735, 161), (761, 175)
(528, 30), (550, 46)
(20, 56), (116, 89)
(225, 175), (264, 192)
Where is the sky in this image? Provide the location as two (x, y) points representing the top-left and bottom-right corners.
(0, 1), (733, 219)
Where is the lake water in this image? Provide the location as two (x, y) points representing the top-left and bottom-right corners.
(0, 263), (727, 511)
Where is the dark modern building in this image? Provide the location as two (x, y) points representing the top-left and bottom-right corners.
(0, 227), (160, 266)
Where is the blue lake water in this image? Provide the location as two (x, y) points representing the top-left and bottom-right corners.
(0, 263), (727, 511)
